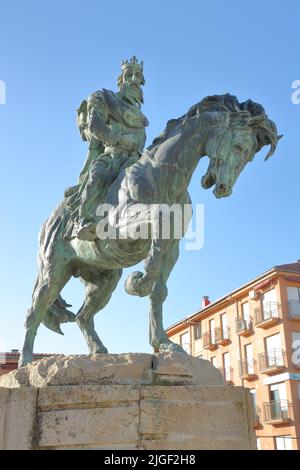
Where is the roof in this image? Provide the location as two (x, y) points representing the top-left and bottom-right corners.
(275, 261), (300, 273)
(166, 260), (300, 333)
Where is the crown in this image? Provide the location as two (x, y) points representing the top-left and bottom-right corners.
(121, 56), (144, 72)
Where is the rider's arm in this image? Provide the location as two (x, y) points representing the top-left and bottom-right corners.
(87, 93), (137, 151)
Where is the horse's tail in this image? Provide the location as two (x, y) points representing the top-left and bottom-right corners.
(37, 202), (76, 334)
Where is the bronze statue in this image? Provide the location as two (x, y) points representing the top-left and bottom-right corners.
(18, 62), (282, 367)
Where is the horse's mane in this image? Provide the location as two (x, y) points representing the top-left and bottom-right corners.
(148, 93), (278, 158)
(191, 93), (266, 115)
(149, 93), (267, 149)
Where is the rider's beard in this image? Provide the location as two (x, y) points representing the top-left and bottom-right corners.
(120, 82), (143, 107)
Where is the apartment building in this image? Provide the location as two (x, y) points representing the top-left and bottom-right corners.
(166, 261), (300, 450)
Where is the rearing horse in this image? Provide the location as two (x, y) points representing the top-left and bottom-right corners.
(19, 94), (281, 367)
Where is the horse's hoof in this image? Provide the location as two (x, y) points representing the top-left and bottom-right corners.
(125, 271), (153, 297)
(18, 356), (31, 368)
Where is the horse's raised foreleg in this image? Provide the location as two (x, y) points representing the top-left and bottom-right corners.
(19, 265), (72, 367)
(76, 268), (122, 354)
(124, 202), (188, 298)
(148, 240), (186, 353)
(125, 234), (169, 297)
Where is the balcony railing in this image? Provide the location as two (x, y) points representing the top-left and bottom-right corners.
(263, 399), (292, 424)
(258, 349), (287, 374)
(288, 300), (300, 319)
(202, 332), (217, 350)
(239, 359), (257, 379)
(235, 317), (253, 336)
(254, 302), (282, 327)
(218, 366), (234, 384)
(215, 326), (231, 346)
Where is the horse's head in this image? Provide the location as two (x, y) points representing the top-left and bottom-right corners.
(201, 109), (282, 198)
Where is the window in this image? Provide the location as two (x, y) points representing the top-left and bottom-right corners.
(292, 331), (300, 351)
(262, 288), (277, 319)
(223, 352), (230, 368)
(292, 332), (300, 367)
(250, 389), (257, 408)
(211, 356), (217, 368)
(245, 344), (255, 374)
(275, 435), (292, 450)
(270, 382), (287, 403)
(221, 313), (229, 338)
(209, 319), (215, 344)
(287, 286), (300, 301)
(265, 333), (283, 366)
(180, 331), (190, 354)
(242, 302), (250, 324)
(194, 323), (202, 340)
(287, 286), (300, 317)
(223, 352), (231, 381)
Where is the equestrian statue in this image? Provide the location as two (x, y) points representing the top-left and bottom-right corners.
(19, 57), (282, 367)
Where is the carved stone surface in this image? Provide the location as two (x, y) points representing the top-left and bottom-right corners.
(0, 354), (256, 450)
(0, 352), (224, 387)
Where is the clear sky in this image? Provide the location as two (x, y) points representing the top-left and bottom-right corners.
(0, 0), (300, 356)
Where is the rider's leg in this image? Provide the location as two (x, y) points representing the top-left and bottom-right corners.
(79, 159), (108, 220)
(77, 159), (108, 240)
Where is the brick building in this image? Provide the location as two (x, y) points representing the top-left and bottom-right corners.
(166, 261), (300, 450)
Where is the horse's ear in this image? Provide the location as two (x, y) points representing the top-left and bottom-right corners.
(247, 114), (266, 127)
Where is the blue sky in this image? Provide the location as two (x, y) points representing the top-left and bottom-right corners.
(0, 0), (300, 355)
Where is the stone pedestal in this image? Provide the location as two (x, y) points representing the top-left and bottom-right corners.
(0, 352), (256, 450)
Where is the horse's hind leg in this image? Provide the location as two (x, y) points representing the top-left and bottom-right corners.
(19, 264), (72, 367)
(76, 268), (122, 354)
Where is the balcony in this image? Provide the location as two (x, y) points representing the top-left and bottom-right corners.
(218, 366), (234, 384)
(236, 317), (253, 336)
(239, 359), (257, 380)
(215, 326), (231, 346)
(258, 349), (287, 374)
(254, 302), (282, 328)
(263, 399), (292, 425)
(288, 300), (300, 320)
(202, 332), (217, 351)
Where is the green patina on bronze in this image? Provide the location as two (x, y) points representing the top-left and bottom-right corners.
(19, 59), (282, 367)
